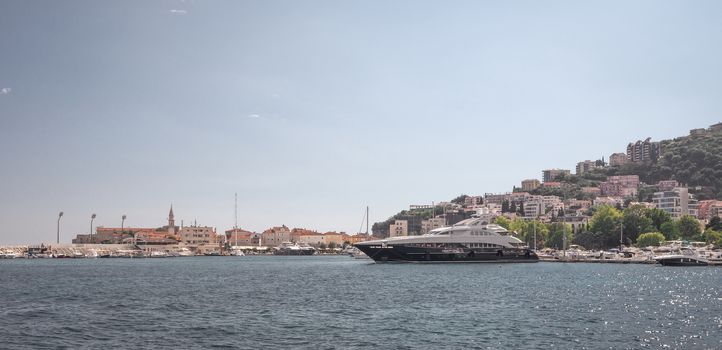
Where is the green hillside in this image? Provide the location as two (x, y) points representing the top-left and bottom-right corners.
(372, 124), (722, 238)
(604, 126), (722, 199)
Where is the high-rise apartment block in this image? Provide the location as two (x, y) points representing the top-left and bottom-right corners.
(627, 138), (660, 163)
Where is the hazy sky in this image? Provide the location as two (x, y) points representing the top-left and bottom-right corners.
(1, 0), (721, 244)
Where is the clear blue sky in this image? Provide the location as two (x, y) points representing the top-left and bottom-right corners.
(1, 0), (721, 244)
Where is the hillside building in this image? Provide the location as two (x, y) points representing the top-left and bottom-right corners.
(657, 180), (679, 192)
(627, 138), (660, 163)
(484, 193), (511, 206)
(652, 187), (699, 219)
(542, 169), (571, 183)
(389, 220), (408, 237)
(521, 179), (541, 191)
(421, 217), (446, 234)
(609, 153), (628, 167)
(575, 160), (598, 175)
(599, 175), (639, 198)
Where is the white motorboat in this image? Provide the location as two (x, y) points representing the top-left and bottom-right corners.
(654, 247), (709, 266)
(230, 248), (245, 256)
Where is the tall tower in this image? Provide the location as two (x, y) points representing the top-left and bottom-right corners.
(168, 205), (176, 235)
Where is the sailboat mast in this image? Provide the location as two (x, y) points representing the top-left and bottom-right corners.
(366, 206), (369, 235)
(234, 193), (238, 247)
(533, 220), (537, 251)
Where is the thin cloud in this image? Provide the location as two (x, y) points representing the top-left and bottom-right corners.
(248, 114), (261, 119)
(0, 88), (11, 95)
(169, 9), (188, 14)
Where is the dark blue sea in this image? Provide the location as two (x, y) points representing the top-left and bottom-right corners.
(1, 256), (721, 349)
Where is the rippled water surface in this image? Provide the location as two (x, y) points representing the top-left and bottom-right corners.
(1, 257), (721, 349)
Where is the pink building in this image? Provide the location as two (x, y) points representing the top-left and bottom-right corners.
(600, 175), (639, 198)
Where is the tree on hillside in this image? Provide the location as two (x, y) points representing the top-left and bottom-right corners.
(677, 215), (702, 239)
(451, 195), (468, 205)
(706, 216), (722, 231)
(637, 186), (658, 203)
(545, 222), (573, 249)
(701, 230), (722, 247)
(494, 216), (511, 229)
(501, 200), (510, 213)
(622, 205), (655, 243)
(660, 221), (679, 239)
(573, 231), (605, 250)
(636, 232), (666, 247)
(510, 202), (517, 214)
(508, 219), (548, 248)
(646, 208), (672, 232)
(588, 205), (623, 248)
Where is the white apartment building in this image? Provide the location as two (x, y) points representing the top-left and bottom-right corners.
(523, 195), (562, 219)
(653, 187), (700, 219)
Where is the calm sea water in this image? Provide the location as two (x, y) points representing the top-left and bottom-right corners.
(1, 256), (721, 349)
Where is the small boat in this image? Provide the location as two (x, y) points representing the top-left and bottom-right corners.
(177, 247), (195, 257)
(148, 251), (168, 258)
(351, 247), (370, 259)
(229, 248), (245, 256)
(273, 242), (316, 255)
(0, 250), (18, 259)
(654, 247), (709, 266)
(204, 251), (221, 256)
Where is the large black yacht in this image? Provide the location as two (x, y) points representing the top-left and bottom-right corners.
(355, 216), (538, 263)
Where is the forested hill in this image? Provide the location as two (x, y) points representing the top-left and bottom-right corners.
(606, 125), (722, 200)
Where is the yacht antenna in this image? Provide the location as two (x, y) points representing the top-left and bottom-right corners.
(234, 192), (238, 230)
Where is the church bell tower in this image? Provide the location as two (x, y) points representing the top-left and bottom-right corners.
(168, 205), (176, 235)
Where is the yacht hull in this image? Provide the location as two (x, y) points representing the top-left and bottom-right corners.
(656, 257), (708, 266)
(355, 245), (538, 263)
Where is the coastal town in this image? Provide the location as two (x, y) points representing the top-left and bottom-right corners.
(2, 122), (722, 263)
